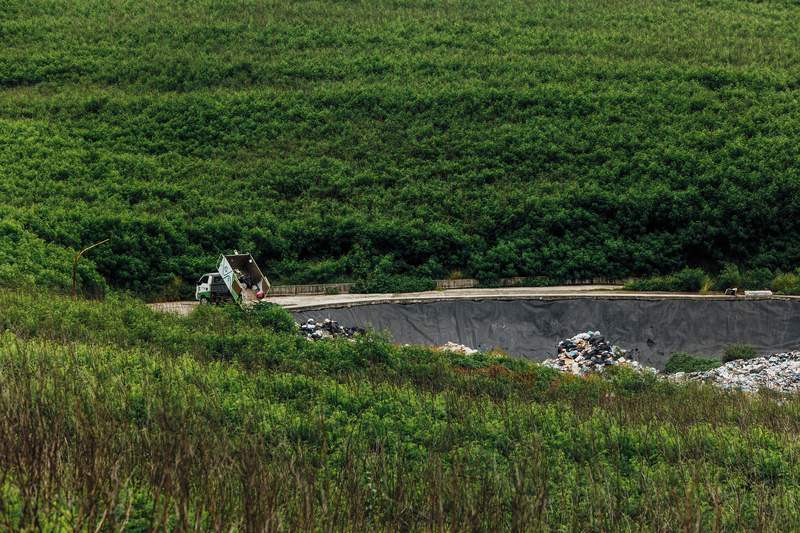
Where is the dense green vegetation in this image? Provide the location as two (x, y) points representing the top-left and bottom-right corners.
(2, 290), (800, 530)
(3, 0), (800, 297)
(722, 341), (760, 363)
(4, 3), (800, 524)
(663, 351), (723, 373)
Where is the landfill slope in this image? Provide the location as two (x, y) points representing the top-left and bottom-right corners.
(292, 298), (800, 369)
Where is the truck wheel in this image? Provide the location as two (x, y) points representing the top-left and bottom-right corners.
(200, 296), (210, 305)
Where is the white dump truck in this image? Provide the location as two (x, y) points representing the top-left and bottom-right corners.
(195, 253), (271, 308)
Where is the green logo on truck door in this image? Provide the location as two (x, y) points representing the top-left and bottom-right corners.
(218, 257), (241, 302)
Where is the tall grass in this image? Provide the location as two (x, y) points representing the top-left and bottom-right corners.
(2, 291), (800, 529)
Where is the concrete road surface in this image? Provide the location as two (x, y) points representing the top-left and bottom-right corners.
(149, 285), (786, 316)
(264, 285), (783, 312)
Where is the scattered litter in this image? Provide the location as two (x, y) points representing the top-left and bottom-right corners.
(667, 351), (800, 394)
(298, 318), (365, 341)
(543, 331), (653, 374)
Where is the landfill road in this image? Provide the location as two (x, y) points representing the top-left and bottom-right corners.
(151, 286), (620, 316)
(148, 301), (200, 315)
(263, 285), (791, 312)
(149, 285), (793, 316)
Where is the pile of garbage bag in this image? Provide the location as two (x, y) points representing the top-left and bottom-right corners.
(299, 318), (365, 340)
(544, 331), (645, 374)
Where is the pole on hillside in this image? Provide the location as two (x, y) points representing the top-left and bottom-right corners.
(73, 238), (110, 298)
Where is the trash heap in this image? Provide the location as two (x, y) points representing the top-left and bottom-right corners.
(299, 318), (365, 340)
(440, 342), (479, 355)
(667, 352), (800, 393)
(544, 331), (647, 374)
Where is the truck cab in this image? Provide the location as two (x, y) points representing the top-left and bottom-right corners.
(195, 273), (231, 305)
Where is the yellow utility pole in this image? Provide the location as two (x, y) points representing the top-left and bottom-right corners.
(73, 238), (110, 298)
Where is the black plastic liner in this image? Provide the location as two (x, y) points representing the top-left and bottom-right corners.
(293, 298), (800, 369)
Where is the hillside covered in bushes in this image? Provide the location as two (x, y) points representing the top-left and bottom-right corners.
(3, 0), (800, 297)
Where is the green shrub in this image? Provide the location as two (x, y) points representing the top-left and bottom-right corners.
(663, 352), (722, 374)
(154, 275), (185, 303)
(741, 268), (773, 290)
(769, 270), (800, 294)
(601, 364), (659, 395)
(447, 270), (464, 280)
(672, 268), (708, 292)
(624, 268), (708, 293)
(623, 276), (673, 291)
(626, 267), (733, 293)
(248, 301), (298, 334)
(780, 284), (800, 296)
(722, 343), (758, 363)
(711, 264), (742, 291)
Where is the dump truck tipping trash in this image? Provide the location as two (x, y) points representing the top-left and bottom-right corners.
(195, 253), (271, 308)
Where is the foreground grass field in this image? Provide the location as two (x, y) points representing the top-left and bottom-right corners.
(2, 290), (800, 531)
(4, 0), (800, 297)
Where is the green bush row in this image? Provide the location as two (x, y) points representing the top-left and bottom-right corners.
(625, 265), (800, 294)
(721, 342), (760, 363)
(664, 342), (760, 373)
(663, 352), (723, 374)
